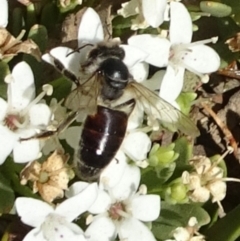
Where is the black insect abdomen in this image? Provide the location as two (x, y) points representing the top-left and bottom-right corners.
(77, 105), (128, 180)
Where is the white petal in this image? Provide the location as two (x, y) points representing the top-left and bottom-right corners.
(169, 2), (192, 44)
(0, 125), (17, 164)
(117, 0), (139, 18)
(43, 47), (82, 77)
(119, 217), (156, 241)
(129, 62), (149, 82)
(142, 0), (167, 28)
(100, 150), (127, 188)
(127, 102), (144, 130)
(88, 189), (111, 214)
(121, 44), (148, 68)
(13, 138), (40, 163)
(78, 7), (104, 46)
(65, 181), (89, 198)
(131, 195), (160, 221)
(0, 98), (7, 121)
(29, 103), (51, 126)
(111, 165), (140, 200)
(85, 216), (116, 241)
(0, 0), (8, 28)
(8, 62), (35, 111)
(23, 228), (45, 241)
(183, 45), (220, 73)
(15, 197), (53, 227)
(142, 70), (165, 91)
(159, 65), (185, 103)
(56, 183), (98, 221)
(122, 131), (151, 162)
(128, 35), (170, 67)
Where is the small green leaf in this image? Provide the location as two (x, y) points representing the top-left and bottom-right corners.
(0, 62), (10, 99)
(176, 92), (197, 115)
(0, 173), (14, 213)
(200, 2), (232, 18)
(152, 202), (210, 240)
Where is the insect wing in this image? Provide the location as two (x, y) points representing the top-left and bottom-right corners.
(64, 74), (100, 115)
(129, 82), (200, 137)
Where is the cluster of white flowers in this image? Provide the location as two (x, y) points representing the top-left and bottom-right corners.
(0, 0), (222, 241)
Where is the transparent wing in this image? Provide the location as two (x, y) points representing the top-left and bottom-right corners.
(64, 74), (100, 115)
(128, 82), (200, 137)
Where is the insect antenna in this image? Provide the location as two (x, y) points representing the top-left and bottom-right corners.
(66, 43), (94, 57)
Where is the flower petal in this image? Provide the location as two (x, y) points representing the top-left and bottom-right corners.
(142, 0), (167, 28)
(13, 138), (40, 163)
(29, 103), (51, 126)
(122, 131), (151, 162)
(129, 62), (149, 82)
(119, 217), (156, 241)
(100, 150), (127, 188)
(127, 102), (144, 130)
(56, 183), (98, 221)
(121, 44), (148, 68)
(8, 62), (35, 111)
(117, 0), (139, 18)
(23, 228), (45, 241)
(0, 98), (7, 121)
(159, 65), (185, 103)
(15, 197), (53, 227)
(43, 47), (82, 78)
(131, 195), (160, 221)
(128, 35), (170, 67)
(142, 70), (165, 91)
(0, 0), (8, 28)
(85, 216), (116, 241)
(183, 45), (220, 73)
(111, 165), (140, 200)
(169, 2), (192, 44)
(78, 8), (104, 46)
(0, 125), (17, 164)
(88, 189), (111, 214)
(65, 181), (89, 198)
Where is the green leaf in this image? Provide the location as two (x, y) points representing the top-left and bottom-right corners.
(203, 204), (240, 241)
(152, 202), (210, 240)
(48, 77), (72, 102)
(176, 92), (197, 115)
(174, 137), (193, 168)
(0, 173), (14, 214)
(0, 62), (10, 99)
(200, 2), (232, 18)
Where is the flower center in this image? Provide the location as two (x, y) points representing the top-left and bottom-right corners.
(4, 114), (24, 131)
(108, 202), (126, 220)
(39, 171), (50, 183)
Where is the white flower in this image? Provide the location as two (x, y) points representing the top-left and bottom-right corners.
(0, 62), (52, 164)
(15, 183), (98, 241)
(118, 0), (167, 30)
(182, 156), (226, 204)
(165, 217), (205, 241)
(128, 2), (220, 104)
(0, 0), (8, 28)
(67, 166), (160, 241)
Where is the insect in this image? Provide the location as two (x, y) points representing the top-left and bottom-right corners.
(41, 41), (200, 181)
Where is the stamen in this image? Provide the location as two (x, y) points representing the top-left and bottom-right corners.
(116, 209), (130, 219)
(21, 84), (53, 116)
(182, 37), (218, 48)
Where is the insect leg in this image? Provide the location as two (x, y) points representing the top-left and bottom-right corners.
(20, 111), (80, 141)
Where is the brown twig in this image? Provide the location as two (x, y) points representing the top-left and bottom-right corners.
(201, 102), (238, 157)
